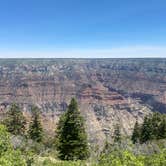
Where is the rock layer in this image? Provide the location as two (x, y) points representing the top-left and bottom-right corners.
(0, 59), (166, 146)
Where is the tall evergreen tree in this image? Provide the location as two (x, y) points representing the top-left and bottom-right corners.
(158, 118), (166, 139)
(131, 120), (141, 143)
(151, 112), (162, 139)
(28, 106), (43, 142)
(3, 103), (26, 135)
(56, 98), (89, 160)
(113, 123), (121, 143)
(140, 116), (153, 143)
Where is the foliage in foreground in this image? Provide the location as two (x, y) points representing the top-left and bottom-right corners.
(32, 148), (166, 166)
(31, 138), (166, 166)
(97, 138), (166, 166)
(0, 124), (26, 166)
(97, 149), (166, 166)
(0, 101), (166, 166)
(33, 157), (87, 166)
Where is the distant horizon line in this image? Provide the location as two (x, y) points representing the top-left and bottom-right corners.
(0, 46), (166, 58)
(0, 57), (166, 59)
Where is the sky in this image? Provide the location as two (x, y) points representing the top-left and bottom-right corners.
(0, 0), (166, 58)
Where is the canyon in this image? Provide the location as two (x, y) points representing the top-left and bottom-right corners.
(0, 58), (166, 148)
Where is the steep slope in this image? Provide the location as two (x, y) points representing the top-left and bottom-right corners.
(0, 58), (165, 146)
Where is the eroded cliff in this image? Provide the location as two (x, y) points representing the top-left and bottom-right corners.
(0, 59), (166, 147)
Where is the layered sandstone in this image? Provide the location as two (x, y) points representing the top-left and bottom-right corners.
(0, 59), (166, 147)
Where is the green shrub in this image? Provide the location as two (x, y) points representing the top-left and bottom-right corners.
(0, 125), (26, 166)
(0, 150), (26, 166)
(0, 125), (12, 155)
(98, 150), (144, 166)
(144, 149), (166, 166)
(33, 157), (87, 166)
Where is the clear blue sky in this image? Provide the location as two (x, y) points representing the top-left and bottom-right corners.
(0, 0), (166, 58)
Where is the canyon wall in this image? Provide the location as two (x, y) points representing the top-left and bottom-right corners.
(0, 59), (166, 147)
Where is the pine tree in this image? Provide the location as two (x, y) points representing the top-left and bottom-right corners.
(140, 113), (166, 143)
(113, 123), (121, 143)
(140, 116), (153, 143)
(28, 106), (43, 142)
(131, 120), (140, 144)
(3, 103), (26, 135)
(151, 112), (162, 139)
(158, 118), (166, 139)
(56, 98), (89, 160)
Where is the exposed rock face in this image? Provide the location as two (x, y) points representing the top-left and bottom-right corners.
(0, 59), (166, 146)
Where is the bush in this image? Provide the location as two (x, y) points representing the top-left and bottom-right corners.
(0, 125), (26, 166)
(33, 157), (87, 166)
(0, 150), (26, 166)
(97, 139), (166, 166)
(98, 150), (144, 166)
(144, 149), (166, 166)
(0, 125), (12, 155)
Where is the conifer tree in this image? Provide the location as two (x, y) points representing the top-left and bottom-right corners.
(131, 120), (140, 143)
(158, 118), (166, 139)
(56, 98), (89, 160)
(151, 112), (162, 139)
(3, 103), (26, 135)
(113, 123), (121, 143)
(28, 106), (43, 142)
(140, 113), (166, 143)
(140, 116), (153, 143)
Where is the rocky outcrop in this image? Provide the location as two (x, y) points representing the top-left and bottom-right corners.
(0, 59), (166, 146)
